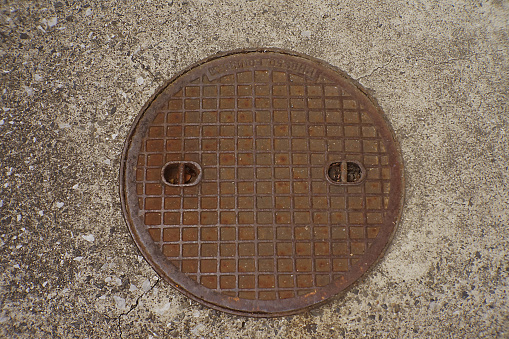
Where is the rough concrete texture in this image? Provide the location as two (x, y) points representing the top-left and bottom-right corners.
(0, 0), (508, 337)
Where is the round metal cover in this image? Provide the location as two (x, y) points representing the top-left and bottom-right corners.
(120, 49), (404, 317)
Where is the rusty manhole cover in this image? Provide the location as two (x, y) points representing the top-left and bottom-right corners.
(120, 49), (404, 317)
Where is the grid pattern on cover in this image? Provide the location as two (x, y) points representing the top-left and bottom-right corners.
(135, 69), (391, 300)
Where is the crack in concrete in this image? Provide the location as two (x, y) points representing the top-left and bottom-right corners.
(131, 53), (158, 81)
(477, 91), (499, 110)
(117, 278), (160, 339)
(354, 52), (484, 83)
(355, 56), (394, 81)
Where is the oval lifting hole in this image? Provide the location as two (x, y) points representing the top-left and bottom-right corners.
(346, 162), (362, 183)
(161, 161), (202, 186)
(163, 163), (181, 185)
(183, 163), (198, 184)
(327, 162), (342, 182)
(327, 161), (365, 185)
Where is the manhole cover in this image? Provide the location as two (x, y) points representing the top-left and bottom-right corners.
(120, 49), (404, 317)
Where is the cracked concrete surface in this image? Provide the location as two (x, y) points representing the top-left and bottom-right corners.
(0, 0), (508, 337)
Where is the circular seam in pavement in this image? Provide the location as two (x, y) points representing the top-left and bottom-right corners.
(120, 49), (404, 317)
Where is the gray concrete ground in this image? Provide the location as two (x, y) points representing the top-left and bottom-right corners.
(1, 0), (508, 338)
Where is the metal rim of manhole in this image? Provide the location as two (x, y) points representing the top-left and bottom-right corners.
(120, 48), (404, 317)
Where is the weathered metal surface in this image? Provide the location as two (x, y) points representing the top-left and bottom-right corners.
(120, 49), (404, 317)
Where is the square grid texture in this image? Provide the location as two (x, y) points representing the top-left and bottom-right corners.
(135, 69), (391, 300)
